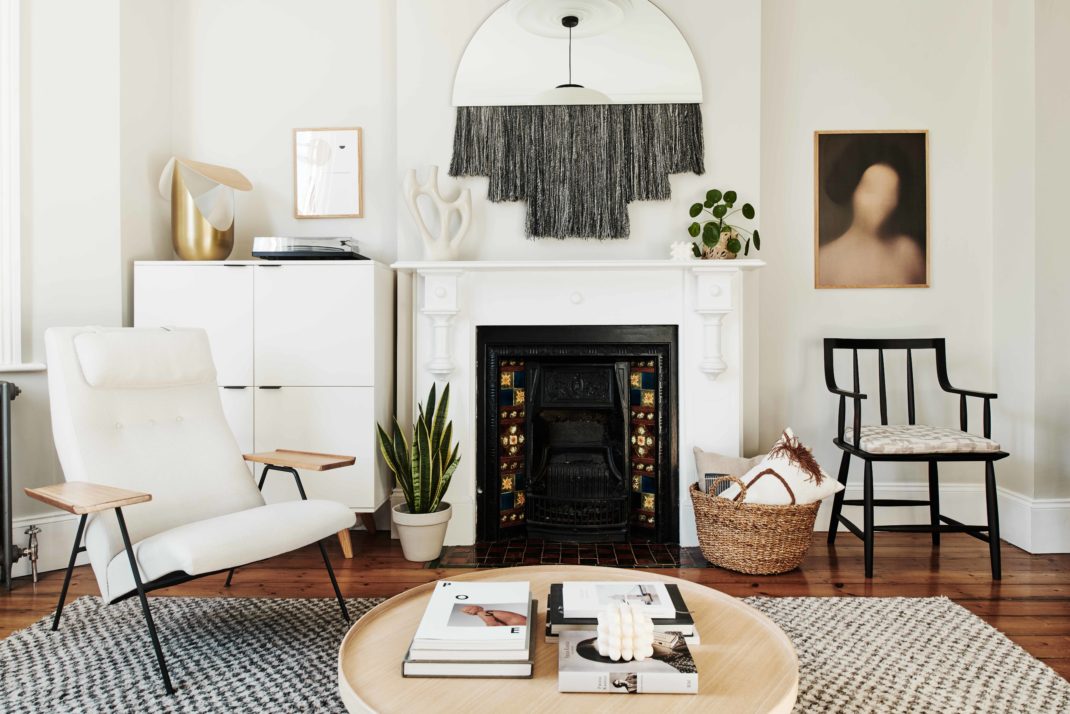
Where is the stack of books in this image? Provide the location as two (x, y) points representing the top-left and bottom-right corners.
(558, 630), (699, 694)
(544, 580), (699, 644)
(403, 580), (536, 678)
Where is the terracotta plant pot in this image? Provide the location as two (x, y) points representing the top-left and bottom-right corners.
(392, 502), (452, 562)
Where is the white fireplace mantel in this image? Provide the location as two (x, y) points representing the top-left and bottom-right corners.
(393, 258), (763, 547)
(393, 259), (764, 382)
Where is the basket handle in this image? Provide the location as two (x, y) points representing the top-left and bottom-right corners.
(709, 475), (748, 503)
(744, 468), (797, 505)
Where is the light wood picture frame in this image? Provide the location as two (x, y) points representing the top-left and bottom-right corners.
(293, 127), (364, 218)
(814, 130), (929, 289)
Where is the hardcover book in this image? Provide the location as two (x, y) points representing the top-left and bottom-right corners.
(412, 580), (531, 651)
(558, 630), (699, 694)
(546, 583), (696, 641)
(562, 581), (677, 620)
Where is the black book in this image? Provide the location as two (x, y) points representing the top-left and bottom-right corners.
(545, 584), (696, 641)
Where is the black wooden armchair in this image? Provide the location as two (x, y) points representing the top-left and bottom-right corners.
(823, 338), (1008, 579)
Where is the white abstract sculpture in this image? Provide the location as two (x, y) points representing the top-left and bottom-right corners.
(403, 166), (471, 261)
(595, 602), (656, 662)
(670, 240), (694, 261)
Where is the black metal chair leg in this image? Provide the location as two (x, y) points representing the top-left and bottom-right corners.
(318, 540), (350, 623)
(52, 514), (87, 631)
(928, 461), (941, 546)
(115, 508), (175, 695)
(985, 461), (1002, 580)
(223, 569), (236, 587)
(863, 460), (874, 578)
(827, 452), (851, 544)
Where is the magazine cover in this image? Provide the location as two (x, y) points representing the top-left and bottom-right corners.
(413, 581), (531, 649)
(561, 582), (677, 620)
(558, 631), (698, 694)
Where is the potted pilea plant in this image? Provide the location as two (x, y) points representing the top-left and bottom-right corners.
(686, 188), (761, 259)
(377, 383), (460, 562)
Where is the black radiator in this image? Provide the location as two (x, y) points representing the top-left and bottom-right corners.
(1, 380), (20, 590)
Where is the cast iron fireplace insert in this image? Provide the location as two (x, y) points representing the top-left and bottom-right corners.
(476, 325), (678, 543)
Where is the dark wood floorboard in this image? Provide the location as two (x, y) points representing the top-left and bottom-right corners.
(2, 532), (1068, 679)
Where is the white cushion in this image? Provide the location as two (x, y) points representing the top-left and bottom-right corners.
(104, 499), (355, 602)
(845, 425), (1001, 454)
(720, 428), (844, 506)
(74, 328), (217, 388)
(693, 447), (764, 492)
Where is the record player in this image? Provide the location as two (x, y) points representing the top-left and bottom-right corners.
(251, 236), (369, 260)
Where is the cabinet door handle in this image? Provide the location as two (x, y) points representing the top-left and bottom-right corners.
(222, 385), (248, 389)
(223, 264), (248, 268)
(258, 264), (282, 268)
(258, 386), (282, 390)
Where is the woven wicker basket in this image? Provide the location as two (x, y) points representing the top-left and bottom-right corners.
(689, 473), (820, 575)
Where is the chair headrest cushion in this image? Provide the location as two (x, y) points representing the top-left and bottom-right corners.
(73, 328), (217, 388)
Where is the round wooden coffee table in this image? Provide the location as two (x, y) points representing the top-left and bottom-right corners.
(338, 565), (798, 713)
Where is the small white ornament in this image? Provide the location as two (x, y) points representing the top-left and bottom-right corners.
(670, 241), (695, 261)
(595, 602), (655, 662)
(403, 166), (471, 261)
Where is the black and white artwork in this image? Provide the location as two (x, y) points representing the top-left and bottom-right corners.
(815, 131), (928, 288)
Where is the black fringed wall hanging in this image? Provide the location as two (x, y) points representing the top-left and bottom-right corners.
(449, 103), (704, 240)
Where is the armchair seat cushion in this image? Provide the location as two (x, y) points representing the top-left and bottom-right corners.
(104, 499), (354, 602)
(845, 425), (1001, 455)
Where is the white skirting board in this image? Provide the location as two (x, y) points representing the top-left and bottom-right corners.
(10, 485), (1068, 580)
(816, 482), (1070, 554)
(7, 511), (89, 580)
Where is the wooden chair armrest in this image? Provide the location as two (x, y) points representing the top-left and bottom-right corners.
(941, 386), (997, 399)
(243, 449), (356, 472)
(24, 482), (152, 515)
(829, 387), (868, 399)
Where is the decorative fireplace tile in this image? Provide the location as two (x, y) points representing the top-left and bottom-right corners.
(429, 539), (707, 569)
(629, 361), (659, 531)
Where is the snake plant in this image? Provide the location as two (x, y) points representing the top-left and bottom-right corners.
(376, 383), (460, 514)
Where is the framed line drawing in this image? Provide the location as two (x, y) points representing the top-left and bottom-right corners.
(293, 127), (364, 218)
(814, 130), (929, 288)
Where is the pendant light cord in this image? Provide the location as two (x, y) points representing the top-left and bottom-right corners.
(568, 25), (573, 85)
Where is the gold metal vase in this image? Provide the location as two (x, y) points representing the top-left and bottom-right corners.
(170, 166), (234, 260)
(159, 157), (252, 261)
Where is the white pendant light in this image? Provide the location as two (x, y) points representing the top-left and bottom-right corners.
(534, 15), (611, 105)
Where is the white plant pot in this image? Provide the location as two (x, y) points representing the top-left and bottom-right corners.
(392, 502), (452, 562)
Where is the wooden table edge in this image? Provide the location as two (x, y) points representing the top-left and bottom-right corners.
(337, 565), (799, 714)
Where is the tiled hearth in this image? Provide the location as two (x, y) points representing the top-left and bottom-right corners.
(429, 539), (706, 569)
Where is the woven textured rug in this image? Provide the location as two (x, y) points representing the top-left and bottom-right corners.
(2, 595), (1068, 713)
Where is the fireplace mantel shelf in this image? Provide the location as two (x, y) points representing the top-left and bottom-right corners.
(398, 258), (763, 383)
(392, 259), (765, 272)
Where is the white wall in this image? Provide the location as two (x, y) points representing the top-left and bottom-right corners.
(759, 0), (996, 528)
(395, 0), (761, 262)
(170, 0), (397, 263)
(9, 0), (125, 523)
(992, 0), (1036, 500)
(1034, 0), (1070, 501)
(119, 0), (173, 325)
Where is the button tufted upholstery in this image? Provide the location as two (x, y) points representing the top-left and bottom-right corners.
(45, 327), (354, 602)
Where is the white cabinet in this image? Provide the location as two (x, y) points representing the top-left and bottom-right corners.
(134, 260), (394, 514)
(254, 265), (375, 386)
(218, 387), (255, 476)
(254, 387), (379, 507)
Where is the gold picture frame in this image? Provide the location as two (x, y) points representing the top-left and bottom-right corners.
(814, 130), (929, 289)
(293, 127), (364, 219)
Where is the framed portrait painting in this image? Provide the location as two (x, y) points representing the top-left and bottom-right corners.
(814, 130), (929, 288)
(293, 127), (364, 218)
